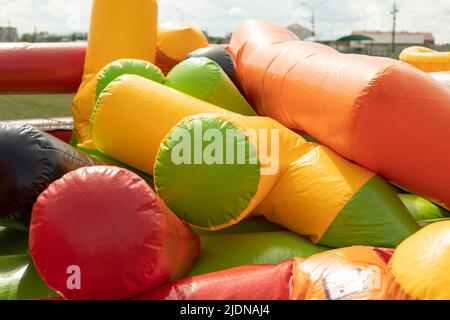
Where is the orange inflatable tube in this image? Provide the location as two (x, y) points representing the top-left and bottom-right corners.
(229, 20), (450, 209)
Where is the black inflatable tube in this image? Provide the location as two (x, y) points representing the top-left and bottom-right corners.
(0, 124), (101, 228)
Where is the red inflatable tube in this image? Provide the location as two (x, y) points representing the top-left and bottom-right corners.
(30, 166), (200, 300)
(0, 117), (74, 143)
(0, 43), (85, 93)
(133, 260), (295, 300)
(229, 20), (450, 209)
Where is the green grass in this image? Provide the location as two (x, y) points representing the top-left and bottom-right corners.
(0, 94), (74, 120)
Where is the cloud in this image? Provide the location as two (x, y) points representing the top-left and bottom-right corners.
(1, 0), (449, 44)
(228, 7), (246, 16)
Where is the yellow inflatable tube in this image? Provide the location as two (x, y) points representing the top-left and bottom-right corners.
(91, 75), (418, 248)
(385, 220), (450, 300)
(400, 46), (450, 72)
(72, 0), (158, 149)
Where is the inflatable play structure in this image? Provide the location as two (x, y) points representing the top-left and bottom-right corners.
(0, 0), (449, 301)
(400, 46), (450, 72)
(228, 21), (450, 210)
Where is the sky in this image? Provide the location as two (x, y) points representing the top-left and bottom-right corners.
(0, 0), (449, 44)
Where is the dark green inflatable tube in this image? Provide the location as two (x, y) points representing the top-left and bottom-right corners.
(0, 227), (57, 300)
(0, 227), (28, 256)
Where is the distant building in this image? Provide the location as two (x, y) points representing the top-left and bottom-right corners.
(435, 44), (450, 52)
(287, 23), (313, 40)
(304, 34), (374, 54)
(0, 26), (18, 42)
(351, 31), (435, 57)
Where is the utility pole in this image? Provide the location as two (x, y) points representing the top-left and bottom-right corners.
(391, 0), (399, 58)
(32, 26), (37, 43)
(302, 1), (323, 37)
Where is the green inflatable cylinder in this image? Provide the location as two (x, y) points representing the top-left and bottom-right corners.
(399, 194), (449, 222)
(190, 231), (329, 276)
(166, 57), (256, 116)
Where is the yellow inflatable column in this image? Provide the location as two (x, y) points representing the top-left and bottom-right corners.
(72, 0), (158, 149)
(91, 76), (418, 248)
(156, 21), (208, 75)
(400, 46), (450, 72)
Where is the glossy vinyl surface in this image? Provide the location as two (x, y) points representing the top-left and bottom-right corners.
(186, 46), (243, 91)
(166, 57), (255, 116)
(386, 220), (450, 300)
(156, 21), (208, 75)
(29, 166), (199, 300)
(0, 124), (100, 226)
(229, 20), (450, 210)
(133, 260), (295, 300)
(191, 231), (328, 276)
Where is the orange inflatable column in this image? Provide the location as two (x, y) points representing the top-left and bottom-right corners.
(229, 20), (450, 209)
(293, 247), (388, 300)
(156, 21), (208, 75)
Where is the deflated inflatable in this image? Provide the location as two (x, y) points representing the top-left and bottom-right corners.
(229, 20), (450, 210)
(0, 125), (100, 229)
(72, 0), (158, 149)
(292, 246), (388, 300)
(30, 166), (199, 300)
(135, 246), (388, 300)
(134, 261), (295, 300)
(156, 21), (208, 75)
(400, 46), (450, 72)
(91, 75), (419, 248)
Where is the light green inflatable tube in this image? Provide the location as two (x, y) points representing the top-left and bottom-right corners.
(190, 229), (329, 276)
(193, 216), (285, 236)
(94, 57), (255, 116)
(166, 57), (256, 116)
(399, 194), (449, 222)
